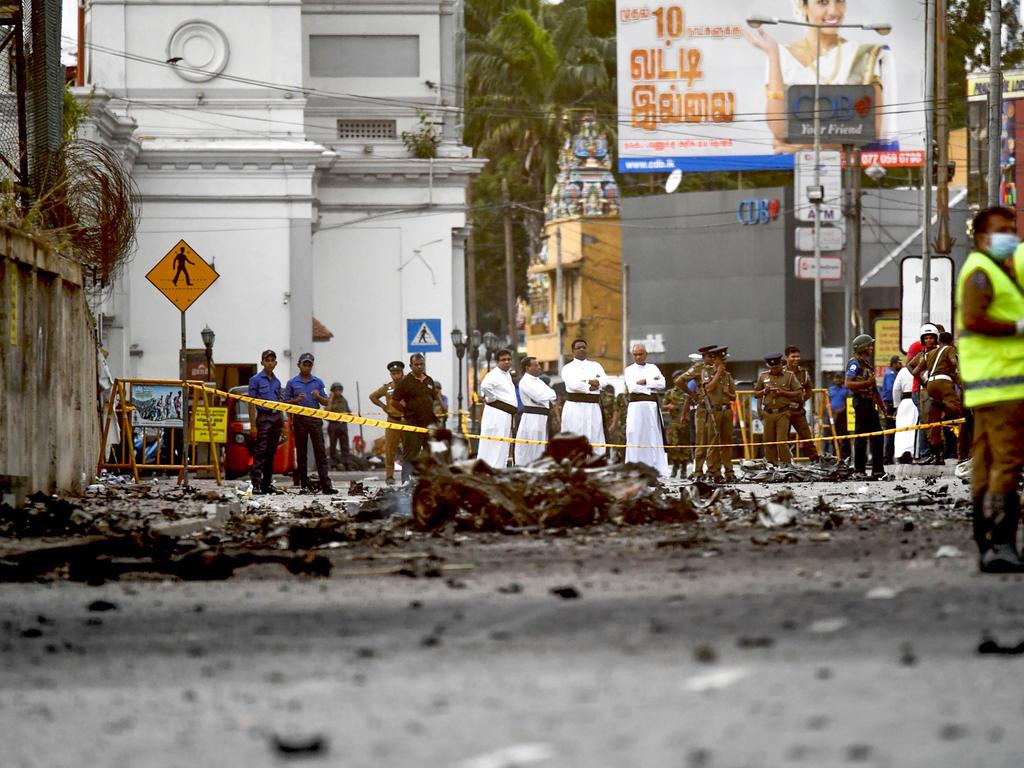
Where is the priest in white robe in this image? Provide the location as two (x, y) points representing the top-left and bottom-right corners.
(624, 344), (670, 476)
(892, 364), (918, 463)
(515, 356), (558, 465)
(560, 338), (608, 456)
(477, 348), (517, 468)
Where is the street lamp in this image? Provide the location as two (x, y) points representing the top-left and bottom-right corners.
(200, 324), (215, 384)
(450, 326), (467, 431)
(745, 14), (890, 399)
(468, 329), (482, 435)
(481, 331), (496, 370)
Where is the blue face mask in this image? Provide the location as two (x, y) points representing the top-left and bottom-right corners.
(987, 232), (1020, 261)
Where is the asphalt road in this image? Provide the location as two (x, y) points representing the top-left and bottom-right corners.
(3, 476), (1024, 768)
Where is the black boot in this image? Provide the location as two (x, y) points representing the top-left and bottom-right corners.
(979, 493), (1024, 573)
(971, 494), (987, 556)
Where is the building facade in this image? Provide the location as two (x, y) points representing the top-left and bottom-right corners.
(526, 117), (622, 375)
(80, 0), (483, 431)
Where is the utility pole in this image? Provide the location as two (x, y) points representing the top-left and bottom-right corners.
(934, 0), (953, 264)
(921, 0), (935, 325)
(555, 225), (564, 369)
(988, 0), (1003, 206)
(501, 177), (516, 351)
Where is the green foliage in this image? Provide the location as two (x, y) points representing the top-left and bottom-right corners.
(62, 84), (89, 143)
(947, 1), (1024, 129)
(401, 111), (441, 159)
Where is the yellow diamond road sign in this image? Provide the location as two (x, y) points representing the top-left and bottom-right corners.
(146, 240), (219, 312)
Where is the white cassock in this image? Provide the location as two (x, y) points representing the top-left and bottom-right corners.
(560, 358), (608, 456)
(624, 362), (670, 476)
(515, 373), (558, 465)
(477, 367), (517, 468)
(892, 366), (918, 459)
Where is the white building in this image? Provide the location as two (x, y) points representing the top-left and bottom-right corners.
(79, 0), (483, 436)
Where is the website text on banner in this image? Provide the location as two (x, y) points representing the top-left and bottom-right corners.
(615, 0), (926, 173)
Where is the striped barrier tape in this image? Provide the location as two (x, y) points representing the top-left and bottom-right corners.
(193, 384), (964, 452)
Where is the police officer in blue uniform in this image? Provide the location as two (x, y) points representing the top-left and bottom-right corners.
(285, 352), (337, 494)
(247, 349), (285, 494)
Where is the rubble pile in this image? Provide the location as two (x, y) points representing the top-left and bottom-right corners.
(412, 457), (698, 532)
(739, 458), (857, 484)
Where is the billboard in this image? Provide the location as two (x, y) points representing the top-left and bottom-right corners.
(616, 0), (927, 173)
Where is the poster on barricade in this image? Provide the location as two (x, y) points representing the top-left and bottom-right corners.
(616, 0), (926, 173)
(131, 384), (185, 428)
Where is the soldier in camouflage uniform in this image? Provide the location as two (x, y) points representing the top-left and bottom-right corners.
(663, 369), (692, 478)
(601, 384), (625, 462)
(675, 346), (717, 478)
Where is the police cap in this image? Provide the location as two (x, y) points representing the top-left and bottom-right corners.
(764, 353), (783, 367)
(386, 360), (405, 372)
(697, 345), (717, 354)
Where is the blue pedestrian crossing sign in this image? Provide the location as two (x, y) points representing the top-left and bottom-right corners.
(407, 318), (442, 353)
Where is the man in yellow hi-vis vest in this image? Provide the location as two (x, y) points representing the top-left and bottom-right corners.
(956, 206), (1024, 573)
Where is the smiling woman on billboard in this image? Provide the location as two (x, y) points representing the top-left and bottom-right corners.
(744, 0), (899, 153)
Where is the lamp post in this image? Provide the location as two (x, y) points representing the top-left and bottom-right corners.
(746, 14), (890, 395)
(200, 325), (215, 385)
(469, 329), (482, 435)
(483, 331), (498, 371)
(450, 327), (467, 432)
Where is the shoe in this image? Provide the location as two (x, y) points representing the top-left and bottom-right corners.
(385, 477), (396, 486)
(870, 472), (889, 481)
(980, 544), (1024, 573)
(320, 486), (338, 495)
(722, 474), (738, 483)
(897, 452), (913, 465)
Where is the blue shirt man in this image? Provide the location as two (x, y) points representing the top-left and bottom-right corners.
(284, 352), (335, 494)
(880, 355), (901, 408)
(247, 350), (283, 416)
(285, 365), (328, 408)
(828, 378), (850, 414)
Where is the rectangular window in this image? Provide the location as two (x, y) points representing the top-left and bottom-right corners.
(337, 120), (397, 140)
(309, 35), (419, 78)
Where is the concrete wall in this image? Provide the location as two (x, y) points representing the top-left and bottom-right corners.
(0, 229), (98, 495)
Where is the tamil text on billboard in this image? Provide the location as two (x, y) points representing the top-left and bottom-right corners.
(616, 0), (926, 173)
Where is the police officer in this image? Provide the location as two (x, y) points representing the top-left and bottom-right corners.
(285, 352), (336, 494)
(701, 347), (737, 483)
(246, 349), (285, 495)
(755, 354), (802, 466)
(844, 335), (885, 479)
(956, 205), (1024, 572)
(369, 361), (405, 485)
(783, 345), (820, 461)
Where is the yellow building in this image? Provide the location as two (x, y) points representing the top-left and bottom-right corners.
(525, 116), (623, 375)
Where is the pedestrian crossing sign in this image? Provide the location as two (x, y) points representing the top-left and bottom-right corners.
(146, 240), (219, 312)
(407, 318), (442, 353)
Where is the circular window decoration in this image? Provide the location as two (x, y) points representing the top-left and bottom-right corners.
(166, 20), (230, 82)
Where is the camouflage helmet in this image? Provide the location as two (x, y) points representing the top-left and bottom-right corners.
(852, 334), (875, 352)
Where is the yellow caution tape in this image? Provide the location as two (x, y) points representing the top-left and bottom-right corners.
(192, 384), (964, 453)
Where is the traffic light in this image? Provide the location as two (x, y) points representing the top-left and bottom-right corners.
(931, 140), (956, 181)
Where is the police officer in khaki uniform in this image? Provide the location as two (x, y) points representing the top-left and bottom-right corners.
(675, 345), (717, 478)
(910, 330), (965, 463)
(784, 345), (820, 461)
(663, 369), (692, 478)
(755, 354), (803, 466)
(368, 360), (405, 485)
(701, 347), (737, 483)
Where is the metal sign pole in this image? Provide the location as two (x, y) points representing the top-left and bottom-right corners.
(180, 310), (191, 489)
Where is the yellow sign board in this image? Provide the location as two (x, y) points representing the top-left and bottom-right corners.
(146, 240), (219, 312)
(874, 316), (902, 369)
(192, 406), (228, 443)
